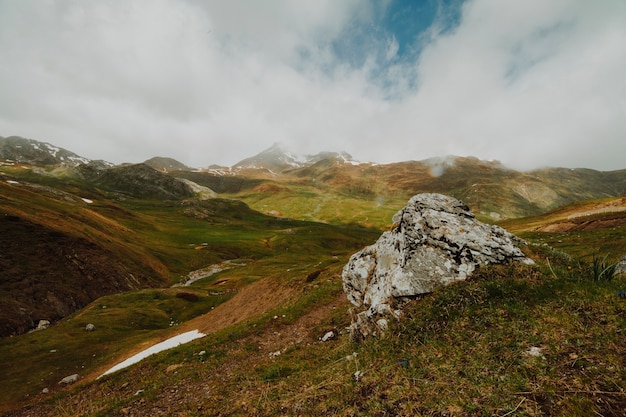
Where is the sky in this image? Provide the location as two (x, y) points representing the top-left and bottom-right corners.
(0, 0), (624, 171)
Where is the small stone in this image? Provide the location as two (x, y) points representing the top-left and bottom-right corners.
(36, 320), (50, 330)
(198, 350), (206, 356)
(269, 350), (281, 358)
(166, 364), (183, 373)
(42, 388), (49, 394)
(320, 331), (335, 342)
(376, 319), (388, 331)
(523, 346), (545, 359)
(85, 323), (95, 331)
(58, 374), (79, 385)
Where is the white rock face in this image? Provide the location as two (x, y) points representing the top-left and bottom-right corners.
(342, 193), (531, 339)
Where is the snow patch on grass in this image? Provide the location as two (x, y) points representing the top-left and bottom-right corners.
(98, 330), (205, 378)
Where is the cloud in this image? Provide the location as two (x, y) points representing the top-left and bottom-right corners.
(0, 0), (624, 170)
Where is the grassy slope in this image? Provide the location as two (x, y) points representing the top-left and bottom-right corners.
(501, 197), (626, 261)
(200, 159), (626, 228)
(5, 248), (625, 417)
(0, 166), (381, 412)
(2, 165), (626, 416)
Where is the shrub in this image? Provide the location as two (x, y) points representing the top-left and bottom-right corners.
(591, 255), (617, 281)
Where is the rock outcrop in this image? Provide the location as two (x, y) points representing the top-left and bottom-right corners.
(342, 193), (532, 339)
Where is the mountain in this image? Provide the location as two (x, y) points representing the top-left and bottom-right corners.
(234, 154), (626, 222)
(3, 136), (626, 221)
(232, 143), (355, 173)
(0, 178), (170, 338)
(0, 136), (90, 166)
(85, 163), (196, 199)
(144, 156), (192, 172)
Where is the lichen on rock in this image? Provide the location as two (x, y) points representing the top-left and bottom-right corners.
(342, 193), (532, 339)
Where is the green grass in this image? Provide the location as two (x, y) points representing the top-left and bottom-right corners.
(7, 246), (624, 416)
(3, 164), (626, 416)
(224, 185), (406, 228)
(0, 286), (233, 406)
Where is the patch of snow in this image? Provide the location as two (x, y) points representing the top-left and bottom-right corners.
(98, 330), (205, 378)
(44, 143), (60, 157)
(81, 198), (93, 204)
(320, 331), (335, 342)
(6, 180), (19, 185)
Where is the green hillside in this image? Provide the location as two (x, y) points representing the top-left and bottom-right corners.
(1, 151), (626, 416)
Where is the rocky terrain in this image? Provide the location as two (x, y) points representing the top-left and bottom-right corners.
(343, 193), (532, 339)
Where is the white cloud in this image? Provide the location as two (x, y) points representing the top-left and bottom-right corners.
(0, 0), (624, 170)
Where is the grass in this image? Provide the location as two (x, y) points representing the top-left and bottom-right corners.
(2, 164), (626, 416)
(5, 244), (624, 416)
(0, 172), (380, 412)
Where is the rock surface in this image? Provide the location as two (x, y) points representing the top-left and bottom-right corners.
(615, 255), (626, 275)
(342, 193), (531, 339)
(58, 374), (79, 385)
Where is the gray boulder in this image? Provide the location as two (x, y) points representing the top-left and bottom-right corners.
(342, 193), (532, 339)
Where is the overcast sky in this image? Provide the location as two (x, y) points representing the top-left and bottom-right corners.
(0, 0), (624, 170)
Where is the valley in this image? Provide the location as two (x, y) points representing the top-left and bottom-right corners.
(0, 136), (625, 416)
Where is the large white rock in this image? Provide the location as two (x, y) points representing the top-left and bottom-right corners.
(342, 193), (531, 339)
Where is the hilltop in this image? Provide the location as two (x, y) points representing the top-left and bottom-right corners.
(0, 136), (89, 166)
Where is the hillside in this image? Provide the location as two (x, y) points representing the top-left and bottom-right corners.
(208, 155), (626, 227)
(2, 221), (624, 416)
(0, 136), (90, 166)
(1, 137), (626, 416)
(0, 174), (172, 337)
(143, 156), (192, 172)
(4, 138), (626, 223)
(84, 163), (196, 200)
(501, 197), (626, 261)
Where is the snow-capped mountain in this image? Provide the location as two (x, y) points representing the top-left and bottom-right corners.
(0, 136), (91, 166)
(232, 143), (356, 173)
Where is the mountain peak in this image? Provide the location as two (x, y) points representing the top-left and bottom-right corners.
(144, 156), (192, 172)
(0, 136), (90, 166)
(233, 144), (356, 172)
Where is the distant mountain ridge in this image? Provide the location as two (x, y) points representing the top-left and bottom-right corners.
(3, 135), (626, 220)
(232, 143), (355, 173)
(0, 136), (90, 166)
(144, 156), (192, 172)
